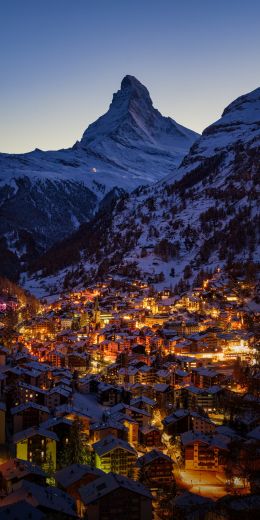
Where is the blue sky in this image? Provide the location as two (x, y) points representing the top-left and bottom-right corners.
(1, 0), (260, 153)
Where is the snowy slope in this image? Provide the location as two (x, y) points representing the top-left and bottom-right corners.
(0, 76), (198, 277)
(28, 86), (260, 295)
(77, 75), (198, 183)
(0, 75), (198, 194)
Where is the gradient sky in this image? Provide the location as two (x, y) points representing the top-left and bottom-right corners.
(1, 0), (260, 153)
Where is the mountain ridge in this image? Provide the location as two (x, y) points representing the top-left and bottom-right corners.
(0, 76), (198, 280)
(26, 85), (260, 296)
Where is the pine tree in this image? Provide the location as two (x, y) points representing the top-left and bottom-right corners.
(60, 419), (87, 467)
(46, 453), (55, 486)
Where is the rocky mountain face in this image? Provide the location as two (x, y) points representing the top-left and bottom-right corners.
(0, 76), (198, 280)
(77, 75), (198, 182)
(29, 87), (260, 295)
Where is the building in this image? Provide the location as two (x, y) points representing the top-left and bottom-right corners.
(55, 463), (104, 517)
(163, 409), (190, 436)
(79, 472), (152, 520)
(92, 434), (137, 477)
(90, 418), (126, 443)
(136, 449), (173, 486)
(181, 431), (229, 472)
(0, 458), (47, 494)
(0, 480), (77, 519)
(139, 425), (162, 448)
(11, 402), (50, 433)
(13, 426), (58, 470)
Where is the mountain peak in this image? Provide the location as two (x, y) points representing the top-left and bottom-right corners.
(109, 74), (153, 114)
(120, 75), (150, 96)
(77, 75), (199, 175)
(222, 86), (260, 121)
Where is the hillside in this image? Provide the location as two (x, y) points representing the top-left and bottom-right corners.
(26, 87), (260, 296)
(0, 76), (198, 281)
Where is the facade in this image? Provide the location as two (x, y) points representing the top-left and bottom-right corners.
(79, 472), (152, 520)
(181, 431), (229, 472)
(13, 427), (58, 470)
(92, 435), (137, 477)
(137, 449), (173, 486)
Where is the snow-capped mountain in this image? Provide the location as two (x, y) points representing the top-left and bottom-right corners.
(77, 75), (198, 182)
(0, 76), (198, 279)
(29, 86), (260, 295)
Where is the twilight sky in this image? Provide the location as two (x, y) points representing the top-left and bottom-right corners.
(1, 0), (260, 153)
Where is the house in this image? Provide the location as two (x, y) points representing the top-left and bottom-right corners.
(0, 458), (47, 494)
(190, 412), (216, 434)
(153, 383), (173, 410)
(139, 425), (162, 448)
(111, 403), (151, 428)
(40, 416), (74, 466)
(181, 431), (229, 472)
(136, 449), (173, 486)
(0, 480), (77, 519)
(90, 418), (127, 443)
(13, 426), (58, 470)
(97, 383), (125, 406)
(184, 385), (223, 411)
(162, 409), (190, 436)
(212, 493), (260, 519)
(55, 463), (104, 517)
(79, 472), (152, 520)
(0, 501), (45, 520)
(18, 382), (46, 405)
(11, 402), (50, 433)
(112, 411), (139, 446)
(92, 434), (137, 477)
(45, 386), (72, 409)
(173, 491), (214, 520)
(130, 395), (156, 414)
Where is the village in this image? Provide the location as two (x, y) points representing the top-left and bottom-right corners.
(0, 269), (259, 519)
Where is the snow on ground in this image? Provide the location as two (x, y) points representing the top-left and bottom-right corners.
(72, 392), (105, 421)
(177, 470), (228, 500)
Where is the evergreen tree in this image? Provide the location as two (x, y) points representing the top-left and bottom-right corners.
(60, 419), (88, 467)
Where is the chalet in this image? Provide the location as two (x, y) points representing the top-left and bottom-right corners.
(181, 431), (229, 472)
(40, 416), (73, 465)
(0, 458), (46, 494)
(11, 402), (50, 433)
(0, 501), (45, 520)
(79, 472), (152, 520)
(45, 386), (72, 409)
(136, 449), (173, 486)
(97, 382), (126, 406)
(184, 385), (223, 411)
(92, 434), (137, 477)
(153, 383), (173, 410)
(139, 425), (162, 448)
(130, 395), (156, 414)
(18, 382), (46, 406)
(111, 403), (151, 428)
(13, 426), (58, 470)
(163, 409), (190, 436)
(0, 480), (77, 519)
(112, 411), (139, 446)
(55, 463), (104, 517)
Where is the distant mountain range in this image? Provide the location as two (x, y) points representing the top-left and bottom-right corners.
(27, 85), (260, 296)
(0, 75), (199, 280)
